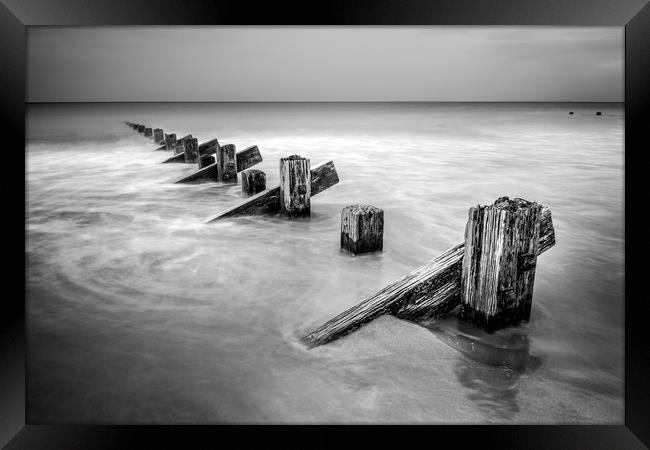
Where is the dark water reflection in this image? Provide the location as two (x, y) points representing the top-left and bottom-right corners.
(422, 316), (543, 421)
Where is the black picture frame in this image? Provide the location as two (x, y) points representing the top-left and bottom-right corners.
(3, 0), (648, 448)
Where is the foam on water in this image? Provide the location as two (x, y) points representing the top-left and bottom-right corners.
(26, 102), (623, 423)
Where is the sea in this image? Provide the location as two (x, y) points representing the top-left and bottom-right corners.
(26, 102), (624, 423)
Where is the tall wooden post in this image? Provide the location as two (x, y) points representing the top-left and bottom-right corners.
(144, 127), (152, 137)
(341, 205), (384, 255)
(153, 128), (164, 143)
(183, 138), (199, 163)
(241, 169), (266, 195)
(216, 144), (238, 183)
(279, 155), (310, 217)
(164, 133), (177, 153)
(458, 196), (543, 332)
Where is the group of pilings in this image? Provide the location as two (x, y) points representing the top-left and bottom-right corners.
(302, 196), (556, 347)
(125, 121), (267, 195)
(125, 121), (556, 349)
(124, 122), (348, 224)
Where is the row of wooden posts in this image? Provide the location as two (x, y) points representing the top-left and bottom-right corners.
(125, 121), (557, 348)
(125, 121), (344, 219)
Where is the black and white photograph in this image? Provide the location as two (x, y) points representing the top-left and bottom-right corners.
(24, 25), (625, 426)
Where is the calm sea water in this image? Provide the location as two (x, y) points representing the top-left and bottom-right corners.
(26, 102), (624, 423)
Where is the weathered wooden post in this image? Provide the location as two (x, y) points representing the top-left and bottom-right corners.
(164, 133), (177, 153)
(137, 125), (145, 133)
(241, 169), (266, 195)
(183, 138), (199, 163)
(153, 128), (164, 143)
(458, 197), (543, 332)
(279, 155), (310, 218)
(144, 127), (152, 137)
(216, 144), (238, 183)
(341, 205), (384, 255)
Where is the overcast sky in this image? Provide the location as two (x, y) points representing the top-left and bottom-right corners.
(26, 26), (623, 102)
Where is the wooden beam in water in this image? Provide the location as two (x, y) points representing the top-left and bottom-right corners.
(199, 138), (219, 155)
(301, 206), (555, 348)
(175, 145), (265, 184)
(204, 160), (339, 222)
(155, 134), (191, 151)
(237, 146), (263, 172)
(198, 154), (216, 169)
(175, 162), (219, 184)
(174, 135), (193, 154)
(162, 152), (187, 164)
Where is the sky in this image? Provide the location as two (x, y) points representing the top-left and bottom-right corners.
(26, 26), (624, 102)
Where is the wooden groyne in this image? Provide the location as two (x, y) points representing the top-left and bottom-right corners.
(175, 145), (263, 184)
(125, 122), (556, 349)
(301, 199), (555, 348)
(204, 160), (339, 222)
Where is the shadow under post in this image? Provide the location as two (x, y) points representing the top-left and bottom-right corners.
(418, 313), (543, 421)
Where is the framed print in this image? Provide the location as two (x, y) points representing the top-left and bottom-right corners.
(2, 0), (649, 448)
